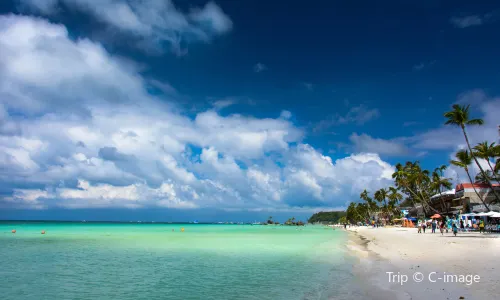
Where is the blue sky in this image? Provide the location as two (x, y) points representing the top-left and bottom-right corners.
(1, 0), (499, 222)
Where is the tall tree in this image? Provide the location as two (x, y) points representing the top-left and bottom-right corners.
(388, 187), (403, 220)
(392, 163), (423, 213)
(444, 104), (500, 203)
(475, 170), (495, 184)
(360, 189), (378, 219)
(473, 141), (499, 183)
(450, 150), (490, 211)
(431, 166), (452, 213)
(374, 188), (389, 220)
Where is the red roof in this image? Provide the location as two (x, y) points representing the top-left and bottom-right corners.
(455, 183), (500, 191)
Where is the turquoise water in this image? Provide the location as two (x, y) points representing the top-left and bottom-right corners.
(0, 222), (364, 300)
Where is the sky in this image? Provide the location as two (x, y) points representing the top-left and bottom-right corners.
(1, 0), (499, 222)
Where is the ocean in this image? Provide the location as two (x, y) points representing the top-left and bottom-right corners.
(0, 222), (368, 300)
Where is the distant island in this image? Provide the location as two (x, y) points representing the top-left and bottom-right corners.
(307, 211), (346, 224)
(264, 216), (305, 226)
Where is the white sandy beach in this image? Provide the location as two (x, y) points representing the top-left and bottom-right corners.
(346, 226), (500, 300)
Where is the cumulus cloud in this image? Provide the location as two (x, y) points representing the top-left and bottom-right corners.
(19, 0), (232, 54)
(0, 14), (396, 211)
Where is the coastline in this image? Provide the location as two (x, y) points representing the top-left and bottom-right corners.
(345, 226), (500, 299)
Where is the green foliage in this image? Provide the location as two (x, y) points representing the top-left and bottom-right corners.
(307, 211), (346, 224)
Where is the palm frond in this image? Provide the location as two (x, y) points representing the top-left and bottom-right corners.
(467, 118), (484, 125)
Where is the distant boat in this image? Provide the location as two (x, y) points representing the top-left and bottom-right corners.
(193, 220), (199, 224)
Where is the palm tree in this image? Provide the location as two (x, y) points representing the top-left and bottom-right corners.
(450, 150), (490, 211)
(388, 187), (403, 220)
(360, 189), (378, 219)
(397, 161), (439, 215)
(474, 141), (499, 183)
(431, 166), (452, 214)
(475, 170), (495, 184)
(444, 104), (500, 203)
(388, 187), (403, 204)
(392, 163), (422, 213)
(374, 188), (389, 222)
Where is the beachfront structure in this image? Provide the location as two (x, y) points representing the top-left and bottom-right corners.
(429, 183), (500, 214)
(429, 189), (456, 213)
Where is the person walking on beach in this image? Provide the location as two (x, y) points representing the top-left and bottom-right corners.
(479, 220), (485, 233)
(422, 221), (427, 233)
(417, 221), (422, 233)
(431, 219), (437, 233)
(440, 221), (445, 235)
(452, 223), (458, 236)
(460, 219), (464, 232)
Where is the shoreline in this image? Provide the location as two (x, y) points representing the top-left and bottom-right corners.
(345, 226), (500, 299)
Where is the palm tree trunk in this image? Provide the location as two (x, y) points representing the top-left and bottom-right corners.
(462, 126), (500, 206)
(464, 167), (490, 212)
(404, 185), (429, 216)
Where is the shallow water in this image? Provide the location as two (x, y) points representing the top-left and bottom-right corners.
(0, 222), (366, 300)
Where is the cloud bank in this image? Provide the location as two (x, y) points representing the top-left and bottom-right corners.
(0, 14), (395, 211)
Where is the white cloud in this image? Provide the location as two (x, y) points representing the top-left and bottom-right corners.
(348, 133), (410, 156)
(411, 92), (500, 150)
(455, 89), (488, 106)
(0, 14), (397, 211)
(20, 0), (232, 54)
(211, 98), (235, 110)
(5, 188), (50, 209)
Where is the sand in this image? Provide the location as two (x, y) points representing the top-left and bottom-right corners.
(346, 226), (500, 300)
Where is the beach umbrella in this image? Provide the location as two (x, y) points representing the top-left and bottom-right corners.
(430, 214), (441, 219)
(491, 213), (500, 218)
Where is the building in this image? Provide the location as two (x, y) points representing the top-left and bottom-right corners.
(455, 183), (500, 212)
(429, 189), (457, 214)
(429, 183), (500, 214)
